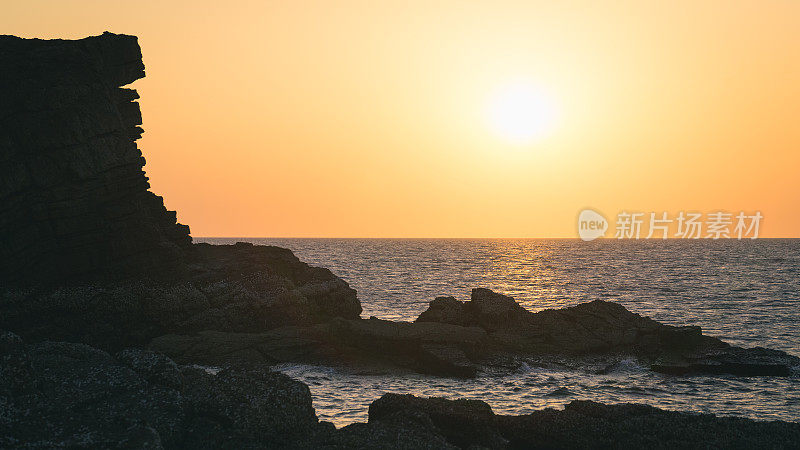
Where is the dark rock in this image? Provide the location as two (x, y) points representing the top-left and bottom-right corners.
(545, 387), (572, 397)
(150, 318), (486, 378)
(652, 346), (798, 377)
(1, 335), (185, 447)
(308, 317), (487, 377)
(116, 348), (184, 390)
(0, 33), (360, 354)
(419, 289), (654, 353)
(180, 365), (323, 447)
(147, 290), (797, 380)
(470, 288), (531, 331)
(332, 409), (457, 449)
(188, 242), (361, 323)
(417, 290), (530, 332)
(416, 296), (474, 327)
(4, 332), (799, 448)
(348, 394), (800, 449)
(0, 331), (330, 448)
(497, 400), (800, 449)
(0, 243), (360, 351)
(416, 288), (800, 377)
(0, 330), (23, 356)
(418, 344), (478, 378)
(368, 393), (507, 449)
(149, 329), (321, 366)
(0, 33), (191, 285)
(652, 363), (791, 377)
(324, 317), (486, 350)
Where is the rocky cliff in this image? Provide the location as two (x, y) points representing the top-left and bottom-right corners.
(0, 32), (191, 284)
(0, 33), (362, 351)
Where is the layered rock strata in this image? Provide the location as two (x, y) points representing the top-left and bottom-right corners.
(0, 34), (361, 349)
(0, 32), (191, 284)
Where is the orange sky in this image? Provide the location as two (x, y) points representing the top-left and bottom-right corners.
(5, 1), (799, 237)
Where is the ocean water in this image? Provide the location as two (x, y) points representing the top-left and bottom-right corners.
(196, 238), (800, 425)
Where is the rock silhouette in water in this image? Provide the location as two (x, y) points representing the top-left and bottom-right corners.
(148, 287), (800, 379)
(5, 331), (799, 448)
(0, 32), (191, 284)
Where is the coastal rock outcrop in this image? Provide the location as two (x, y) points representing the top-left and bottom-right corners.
(0, 34), (361, 353)
(418, 288), (707, 355)
(650, 345), (798, 377)
(147, 288), (799, 379)
(0, 331), (331, 448)
(416, 288), (799, 377)
(149, 317), (487, 378)
(332, 393), (800, 449)
(0, 242), (360, 350)
(5, 331), (798, 449)
(0, 33), (191, 284)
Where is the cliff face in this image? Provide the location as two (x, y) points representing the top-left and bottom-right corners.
(0, 32), (191, 284)
(0, 31), (362, 339)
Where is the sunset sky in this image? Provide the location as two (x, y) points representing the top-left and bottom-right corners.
(5, 1), (799, 237)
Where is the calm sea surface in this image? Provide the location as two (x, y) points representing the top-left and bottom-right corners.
(197, 238), (800, 425)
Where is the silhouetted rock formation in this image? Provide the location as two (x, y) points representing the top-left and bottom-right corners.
(0, 331), (331, 448)
(337, 393), (800, 449)
(149, 316), (487, 378)
(416, 288), (800, 377)
(0, 242), (360, 350)
(418, 288), (708, 355)
(5, 331), (798, 449)
(651, 345), (797, 377)
(0, 34), (360, 348)
(0, 32), (190, 284)
(148, 288), (799, 379)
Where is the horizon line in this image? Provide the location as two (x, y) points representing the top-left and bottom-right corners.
(192, 236), (799, 240)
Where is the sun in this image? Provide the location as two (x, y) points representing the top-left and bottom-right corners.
(486, 82), (558, 144)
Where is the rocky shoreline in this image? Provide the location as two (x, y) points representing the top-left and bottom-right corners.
(148, 285), (800, 380)
(3, 249), (799, 447)
(2, 33), (799, 448)
(5, 244), (797, 381)
(3, 330), (799, 448)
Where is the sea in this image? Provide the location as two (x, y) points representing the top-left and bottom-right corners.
(196, 238), (800, 426)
